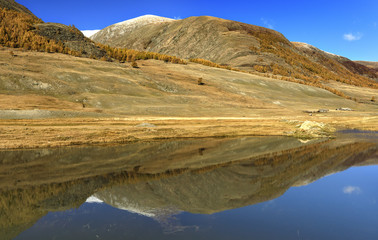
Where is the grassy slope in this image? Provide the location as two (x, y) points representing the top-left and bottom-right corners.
(0, 48), (377, 148)
(92, 16), (378, 90)
(1, 48), (376, 116)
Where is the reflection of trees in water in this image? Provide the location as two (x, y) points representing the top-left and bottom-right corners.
(157, 213), (199, 234)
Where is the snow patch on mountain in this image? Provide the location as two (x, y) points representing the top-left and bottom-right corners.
(94, 193), (180, 218)
(293, 42), (341, 58)
(81, 29), (100, 38)
(91, 15), (175, 41)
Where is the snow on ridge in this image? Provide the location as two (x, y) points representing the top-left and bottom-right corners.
(114, 14), (175, 27)
(294, 42), (341, 58)
(91, 14), (175, 40)
(81, 29), (100, 38)
(322, 49), (339, 57)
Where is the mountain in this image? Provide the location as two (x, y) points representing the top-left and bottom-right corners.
(0, 0), (36, 17)
(34, 22), (107, 58)
(0, 1), (106, 59)
(0, 1), (377, 145)
(91, 15), (284, 68)
(91, 15), (378, 88)
(91, 15), (175, 44)
(293, 42), (378, 80)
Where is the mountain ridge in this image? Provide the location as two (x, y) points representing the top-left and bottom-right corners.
(91, 15), (175, 44)
(91, 15), (378, 88)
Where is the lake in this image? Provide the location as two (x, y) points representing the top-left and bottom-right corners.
(0, 133), (377, 240)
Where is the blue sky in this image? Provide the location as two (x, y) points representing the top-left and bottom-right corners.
(18, 0), (378, 61)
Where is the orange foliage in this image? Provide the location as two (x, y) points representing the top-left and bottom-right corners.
(98, 43), (187, 65)
(249, 31), (378, 89)
(0, 8), (81, 56)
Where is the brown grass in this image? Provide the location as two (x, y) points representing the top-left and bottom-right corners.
(0, 94), (84, 110)
(0, 114), (376, 149)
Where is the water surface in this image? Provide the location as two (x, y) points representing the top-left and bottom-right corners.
(0, 134), (377, 239)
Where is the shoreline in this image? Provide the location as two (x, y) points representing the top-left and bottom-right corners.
(0, 115), (376, 150)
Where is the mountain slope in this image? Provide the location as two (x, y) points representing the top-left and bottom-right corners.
(34, 22), (107, 58)
(0, 5), (107, 59)
(91, 15), (175, 44)
(91, 15), (378, 88)
(3, 48), (375, 119)
(293, 42), (378, 80)
(355, 61), (378, 71)
(0, 0), (36, 17)
(92, 16), (284, 68)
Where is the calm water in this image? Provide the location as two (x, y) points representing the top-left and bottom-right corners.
(0, 134), (377, 240)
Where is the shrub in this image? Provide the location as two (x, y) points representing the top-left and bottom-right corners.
(131, 61), (138, 68)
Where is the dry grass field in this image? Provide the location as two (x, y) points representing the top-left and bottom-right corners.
(0, 48), (377, 149)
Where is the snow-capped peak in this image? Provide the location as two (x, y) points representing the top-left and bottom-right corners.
(114, 14), (175, 27)
(91, 15), (175, 40)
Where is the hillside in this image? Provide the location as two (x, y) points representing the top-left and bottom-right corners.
(1, 47), (376, 118)
(293, 42), (378, 80)
(1, 48), (377, 149)
(0, 5), (107, 59)
(355, 61), (378, 71)
(0, 0), (35, 17)
(0, 1), (376, 149)
(91, 15), (378, 89)
(91, 15), (175, 44)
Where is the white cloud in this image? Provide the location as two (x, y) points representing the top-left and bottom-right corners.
(261, 18), (274, 29)
(173, 16), (182, 20)
(343, 186), (361, 194)
(81, 29), (100, 38)
(343, 33), (363, 41)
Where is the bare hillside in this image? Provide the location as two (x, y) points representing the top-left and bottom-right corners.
(91, 15), (175, 43)
(92, 16), (378, 88)
(92, 16), (286, 69)
(2, 48), (375, 119)
(293, 42), (378, 80)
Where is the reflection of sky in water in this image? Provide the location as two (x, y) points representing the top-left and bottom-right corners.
(14, 165), (378, 240)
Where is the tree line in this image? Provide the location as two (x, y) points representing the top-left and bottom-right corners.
(0, 8), (187, 64)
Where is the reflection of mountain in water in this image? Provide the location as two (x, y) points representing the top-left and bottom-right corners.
(0, 135), (377, 239)
(95, 139), (377, 215)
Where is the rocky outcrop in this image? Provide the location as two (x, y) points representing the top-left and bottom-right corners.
(34, 23), (107, 58)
